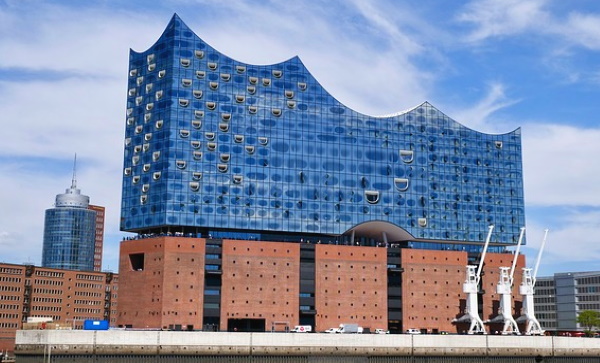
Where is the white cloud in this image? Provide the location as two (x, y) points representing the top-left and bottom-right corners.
(522, 123), (600, 206)
(457, 0), (548, 42)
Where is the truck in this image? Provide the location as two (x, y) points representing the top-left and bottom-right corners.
(291, 325), (312, 333)
(337, 323), (361, 334)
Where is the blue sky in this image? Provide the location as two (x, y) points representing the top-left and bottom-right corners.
(0, 0), (599, 276)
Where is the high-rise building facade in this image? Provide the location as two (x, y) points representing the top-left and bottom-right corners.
(42, 173), (99, 271)
(0, 263), (118, 355)
(120, 14), (525, 250)
(118, 15), (528, 334)
(89, 205), (106, 272)
(534, 271), (600, 333)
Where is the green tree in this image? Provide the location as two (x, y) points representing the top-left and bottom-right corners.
(577, 310), (600, 334)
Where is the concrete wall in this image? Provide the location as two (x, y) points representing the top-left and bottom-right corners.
(15, 330), (600, 357)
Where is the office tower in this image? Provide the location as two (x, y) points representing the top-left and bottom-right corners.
(42, 162), (98, 271)
(118, 15), (527, 333)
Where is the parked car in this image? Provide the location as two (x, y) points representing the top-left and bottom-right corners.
(374, 329), (389, 334)
(323, 328), (338, 333)
(405, 328), (421, 334)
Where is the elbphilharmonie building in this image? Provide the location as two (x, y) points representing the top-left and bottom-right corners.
(121, 14), (525, 250)
(117, 14), (527, 333)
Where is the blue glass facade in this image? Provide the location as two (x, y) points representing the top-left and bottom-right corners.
(120, 15), (525, 247)
(42, 208), (96, 271)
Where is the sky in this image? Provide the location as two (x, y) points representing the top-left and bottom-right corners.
(0, 0), (599, 277)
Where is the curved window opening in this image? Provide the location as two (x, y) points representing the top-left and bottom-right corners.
(192, 120), (202, 129)
(140, 195), (148, 204)
(155, 120), (163, 129)
(195, 110), (205, 119)
(158, 70), (166, 79)
(236, 65), (246, 73)
(179, 130), (190, 138)
(142, 184), (150, 193)
(207, 62), (217, 70)
(287, 100), (296, 109)
(124, 167), (132, 176)
(147, 63), (156, 72)
(146, 103), (154, 111)
(144, 133), (152, 141)
(132, 176), (140, 184)
(196, 70), (205, 79)
(285, 90), (294, 99)
(245, 146), (255, 154)
(127, 117), (135, 126)
(365, 191), (380, 204)
(247, 86), (256, 94)
(217, 164), (228, 173)
(272, 108), (282, 117)
(190, 182), (200, 192)
(193, 90), (203, 99)
(147, 54), (155, 63)
(249, 76), (258, 85)
(235, 95), (245, 103)
(129, 69), (138, 77)
(152, 171), (161, 180)
(128, 88), (136, 97)
(132, 155), (140, 165)
(206, 102), (216, 110)
(135, 125), (143, 134)
(219, 123), (229, 132)
(193, 151), (203, 160)
(152, 151), (161, 162)
(262, 78), (271, 86)
(394, 178), (409, 191)
(136, 76), (144, 86)
(191, 140), (202, 149)
(126, 108), (133, 116)
(145, 84), (153, 93)
(221, 113), (231, 121)
(220, 73), (231, 82)
(192, 172), (203, 181)
(418, 218), (427, 227)
(135, 96), (143, 106)
(144, 113), (152, 122)
(155, 90), (163, 100)
(182, 79), (192, 87)
(258, 137), (268, 145)
(400, 150), (414, 163)
(179, 99), (189, 107)
(143, 143), (150, 152)
(234, 135), (244, 143)
(205, 132), (215, 140)
(207, 142), (217, 151)
(248, 106), (258, 114)
(180, 58), (191, 67)
(195, 50), (205, 59)
(176, 160), (186, 169)
(209, 82), (219, 90)
(233, 175), (243, 184)
(143, 164), (151, 172)
(220, 153), (230, 162)
(125, 138), (132, 146)
(298, 82), (307, 91)
(133, 145), (142, 153)
(272, 70), (283, 78)
(495, 141), (503, 149)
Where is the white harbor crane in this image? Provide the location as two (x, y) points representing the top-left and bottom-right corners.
(488, 227), (525, 334)
(518, 229), (549, 335)
(453, 225), (494, 334)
